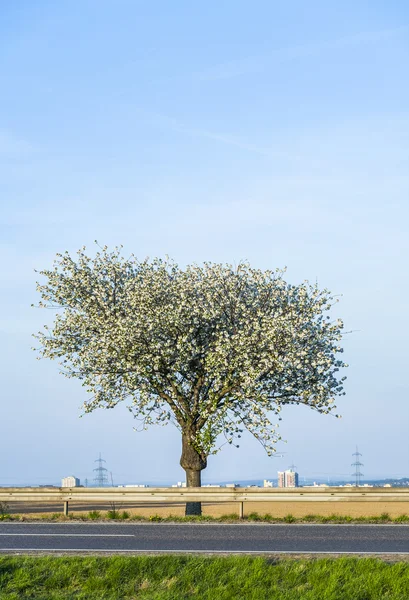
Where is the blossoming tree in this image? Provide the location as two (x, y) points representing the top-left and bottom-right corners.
(35, 246), (347, 514)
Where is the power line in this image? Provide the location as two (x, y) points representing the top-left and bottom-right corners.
(351, 445), (364, 487)
(93, 453), (109, 487)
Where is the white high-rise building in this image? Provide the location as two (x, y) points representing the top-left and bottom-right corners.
(61, 476), (80, 487)
(277, 469), (299, 488)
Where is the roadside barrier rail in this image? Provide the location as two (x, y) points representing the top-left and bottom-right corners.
(2, 487), (409, 518)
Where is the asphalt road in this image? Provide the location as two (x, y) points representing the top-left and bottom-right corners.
(1, 523), (409, 554)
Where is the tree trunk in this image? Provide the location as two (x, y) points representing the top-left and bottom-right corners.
(184, 468), (202, 515)
(180, 432), (207, 516)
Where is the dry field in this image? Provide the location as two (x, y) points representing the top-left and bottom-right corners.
(7, 500), (409, 519)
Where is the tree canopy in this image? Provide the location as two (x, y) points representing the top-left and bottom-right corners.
(35, 246), (347, 489)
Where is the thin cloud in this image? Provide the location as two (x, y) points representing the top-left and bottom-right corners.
(167, 119), (271, 157)
(141, 109), (314, 163)
(194, 25), (408, 82)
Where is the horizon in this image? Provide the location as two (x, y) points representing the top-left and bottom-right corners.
(2, 475), (409, 488)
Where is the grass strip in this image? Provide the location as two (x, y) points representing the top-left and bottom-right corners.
(3, 511), (409, 524)
(1, 555), (409, 599)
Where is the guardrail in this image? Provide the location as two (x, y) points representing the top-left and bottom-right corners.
(2, 487), (409, 518)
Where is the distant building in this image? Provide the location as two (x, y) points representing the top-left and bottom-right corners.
(118, 484), (149, 488)
(339, 483), (374, 488)
(126, 484), (148, 488)
(285, 470), (299, 488)
(307, 482), (327, 488)
(263, 479), (274, 488)
(61, 476), (80, 487)
(277, 470), (299, 488)
(171, 481), (186, 488)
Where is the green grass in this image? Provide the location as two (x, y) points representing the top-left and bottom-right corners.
(5, 511), (409, 524)
(87, 511), (101, 521)
(1, 556), (409, 599)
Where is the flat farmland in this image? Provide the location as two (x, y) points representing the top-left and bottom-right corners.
(7, 500), (409, 519)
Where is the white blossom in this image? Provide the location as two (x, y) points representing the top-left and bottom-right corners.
(34, 246), (347, 461)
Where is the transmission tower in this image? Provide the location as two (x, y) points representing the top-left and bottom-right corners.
(288, 463), (297, 471)
(93, 453), (109, 487)
(351, 446), (364, 487)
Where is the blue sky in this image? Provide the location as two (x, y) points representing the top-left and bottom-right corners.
(1, 1), (408, 485)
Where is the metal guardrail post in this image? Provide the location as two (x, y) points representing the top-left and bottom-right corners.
(63, 501), (69, 516)
(239, 501), (244, 519)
